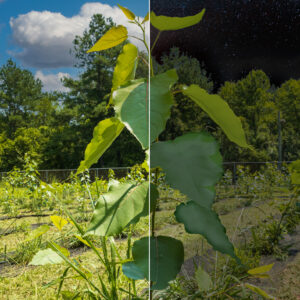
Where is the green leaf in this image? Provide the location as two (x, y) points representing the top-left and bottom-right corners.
(113, 79), (145, 148)
(24, 224), (49, 242)
(122, 261), (145, 280)
(150, 9), (205, 31)
(289, 160), (300, 185)
(118, 4), (135, 20)
(248, 264), (274, 275)
(29, 248), (64, 265)
(182, 84), (250, 148)
(87, 25), (128, 52)
(50, 215), (68, 231)
(61, 291), (81, 300)
(152, 135), (235, 262)
(112, 43), (138, 91)
(74, 235), (91, 248)
(245, 284), (275, 299)
(129, 183), (159, 226)
(85, 182), (157, 236)
(77, 118), (124, 174)
(195, 266), (212, 292)
(175, 202), (239, 261)
(142, 12), (149, 24)
(113, 70), (178, 149)
(150, 69), (178, 144)
(51, 242), (70, 257)
(122, 236), (184, 290)
(109, 43), (138, 106)
(151, 132), (222, 209)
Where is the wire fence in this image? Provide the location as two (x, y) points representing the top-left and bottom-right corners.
(0, 161), (292, 184)
(223, 161), (292, 184)
(0, 167), (132, 183)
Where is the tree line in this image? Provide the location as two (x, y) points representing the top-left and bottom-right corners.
(0, 14), (299, 172)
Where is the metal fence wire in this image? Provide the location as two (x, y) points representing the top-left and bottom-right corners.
(0, 167), (131, 183)
(0, 161), (292, 184)
(223, 161), (292, 185)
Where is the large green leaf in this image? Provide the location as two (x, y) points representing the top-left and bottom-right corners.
(112, 43), (138, 91)
(87, 25), (128, 52)
(151, 132), (238, 262)
(182, 85), (250, 148)
(150, 9), (205, 31)
(114, 70), (178, 149)
(122, 236), (184, 290)
(122, 261), (145, 280)
(29, 248), (64, 265)
(151, 132), (223, 209)
(175, 202), (239, 261)
(113, 79), (146, 147)
(85, 182), (157, 236)
(77, 118), (124, 174)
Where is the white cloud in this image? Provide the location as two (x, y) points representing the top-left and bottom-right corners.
(9, 2), (149, 68)
(35, 71), (71, 92)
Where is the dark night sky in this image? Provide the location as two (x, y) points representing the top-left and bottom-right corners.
(151, 0), (300, 88)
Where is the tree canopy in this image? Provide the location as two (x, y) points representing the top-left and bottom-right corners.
(0, 15), (298, 172)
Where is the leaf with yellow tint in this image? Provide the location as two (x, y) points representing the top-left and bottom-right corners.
(118, 4), (135, 20)
(50, 215), (68, 231)
(87, 26), (128, 52)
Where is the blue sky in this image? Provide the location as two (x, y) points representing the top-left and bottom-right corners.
(0, 0), (148, 91)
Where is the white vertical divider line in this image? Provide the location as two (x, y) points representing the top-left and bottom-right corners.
(148, 1), (151, 298)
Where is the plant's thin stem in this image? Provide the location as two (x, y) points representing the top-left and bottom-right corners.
(135, 21), (150, 55)
(171, 89), (183, 95)
(85, 182), (94, 210)
(150, 31), (161, 53)
(275, 196), (294, 239)
(224, 292), (235, 300)
(149, 31), (161, 77)
(225, 207), (245, 267)
(150, 168), (160, 300)
(49, 242), (108, 299)
(151, 168), (160, 237)
(138, 55), (149, 67)
(127, 35), (145, 44)
(95, 178), (100, 198)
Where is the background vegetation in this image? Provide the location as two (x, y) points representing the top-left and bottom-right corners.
(0, 8), (299, 299)
(0, 14), (299, 172)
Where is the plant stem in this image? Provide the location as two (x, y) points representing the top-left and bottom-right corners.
(274, 196), (294, 241)
(151, 168), (160, 237)
(149, 31), (161, 77)
(138, 55), (149, 67)
(150, 31), (161, 53)
(150, 168), (160, 300)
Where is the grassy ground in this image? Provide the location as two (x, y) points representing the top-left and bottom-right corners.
(0, 179), (299, 299)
